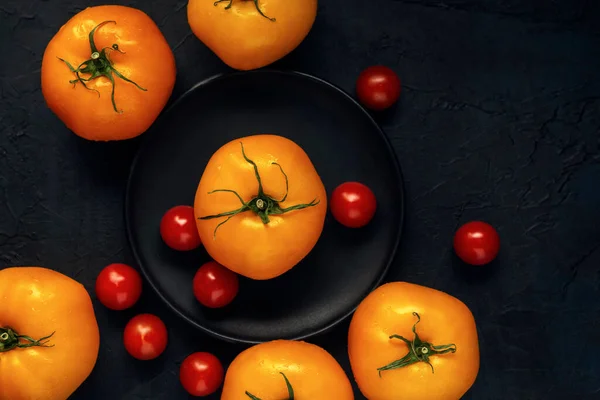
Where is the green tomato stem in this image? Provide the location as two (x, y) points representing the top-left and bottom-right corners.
(377, 312), (457, 376)
(57, 20), (147, 114)
(0, 327), (55, 353)
(245, 372), (294, 399)
(213, 0), (276, 21)
(198, 142), (320, 238)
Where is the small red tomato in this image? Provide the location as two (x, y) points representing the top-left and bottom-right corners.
(160, 205), (202, 251)
(330, 182), (377, 228)
(179, 352), (224, 397)
(193, 261), (239, 308)
(356, 65), (401, 111)
(95, 263), (142, 310)
(123, 314), (168, 360)
(453, 221), (500, 266)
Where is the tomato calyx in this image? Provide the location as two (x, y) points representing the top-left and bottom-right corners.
(57, 20), (147, 114)
(0, 327), (56, 353)
(199, 142), (320, 238)
(377, 312), (457, 376)
(213, 0), (276, 21)
(245, 372), (294, 400)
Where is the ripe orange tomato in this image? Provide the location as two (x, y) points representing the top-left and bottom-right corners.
(348, 282), (480, 400)
(41, 5), (176, 141)
(194, 135), (327, 280)
(187, 0), (317, 70)
(221, 340), (354, 400)
(0, 267), (100, 400)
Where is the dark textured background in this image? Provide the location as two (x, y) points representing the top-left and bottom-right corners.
(1, 0), (599, 399)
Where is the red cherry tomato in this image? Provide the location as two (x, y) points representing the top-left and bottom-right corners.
(160, 205), (202, 251)
(179, 352), (224, 397)
(123, 314), (168, 360)
(330, 182), (377, 228)
(356, 65), (401, 111)
(193, 261), (239, 308)
(95, 263), (142, 310)
(453, 221), (500, 266)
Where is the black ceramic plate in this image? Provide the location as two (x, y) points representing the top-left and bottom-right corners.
(125, 70), (404, 344)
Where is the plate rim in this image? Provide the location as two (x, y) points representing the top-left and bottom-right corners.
(124, 68), (406, 344)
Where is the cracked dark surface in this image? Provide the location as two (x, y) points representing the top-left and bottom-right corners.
(1, 0), (599, 399)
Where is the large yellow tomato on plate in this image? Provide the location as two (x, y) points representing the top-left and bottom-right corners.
(348, 281), (480, 400)
(194, 134), (327, 280)
(0, 267), (100, 400)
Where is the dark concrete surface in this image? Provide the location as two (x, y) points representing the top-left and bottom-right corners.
(1, 0), (599, 398)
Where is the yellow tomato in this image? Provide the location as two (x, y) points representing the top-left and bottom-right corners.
(348, 282), (480, 400)
(221, 340), (354, 399)
(0, 267), (100, 400)
(41, 5), (176, 141)
(194, 135), (327, 280)
(187, 0), (318, 70)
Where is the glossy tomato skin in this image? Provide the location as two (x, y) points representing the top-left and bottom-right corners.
(356, 66), (401, 111)
(188, 0), (317, 70)
(41, 5), (176, 141)
(179, 352), (225, 397)
(0, 267), (100, 400)
(95, 263), (142, 310)
(193, 261), (239, 308)
(194, 134), (327, 280)
(453, 221), (500, 265)
(330, 181), (377, 228)
(123, 314), (168, 361)
(160, 205), (203, 251)
(348, 282), (480, 400)
(221, 340), (354, 400)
